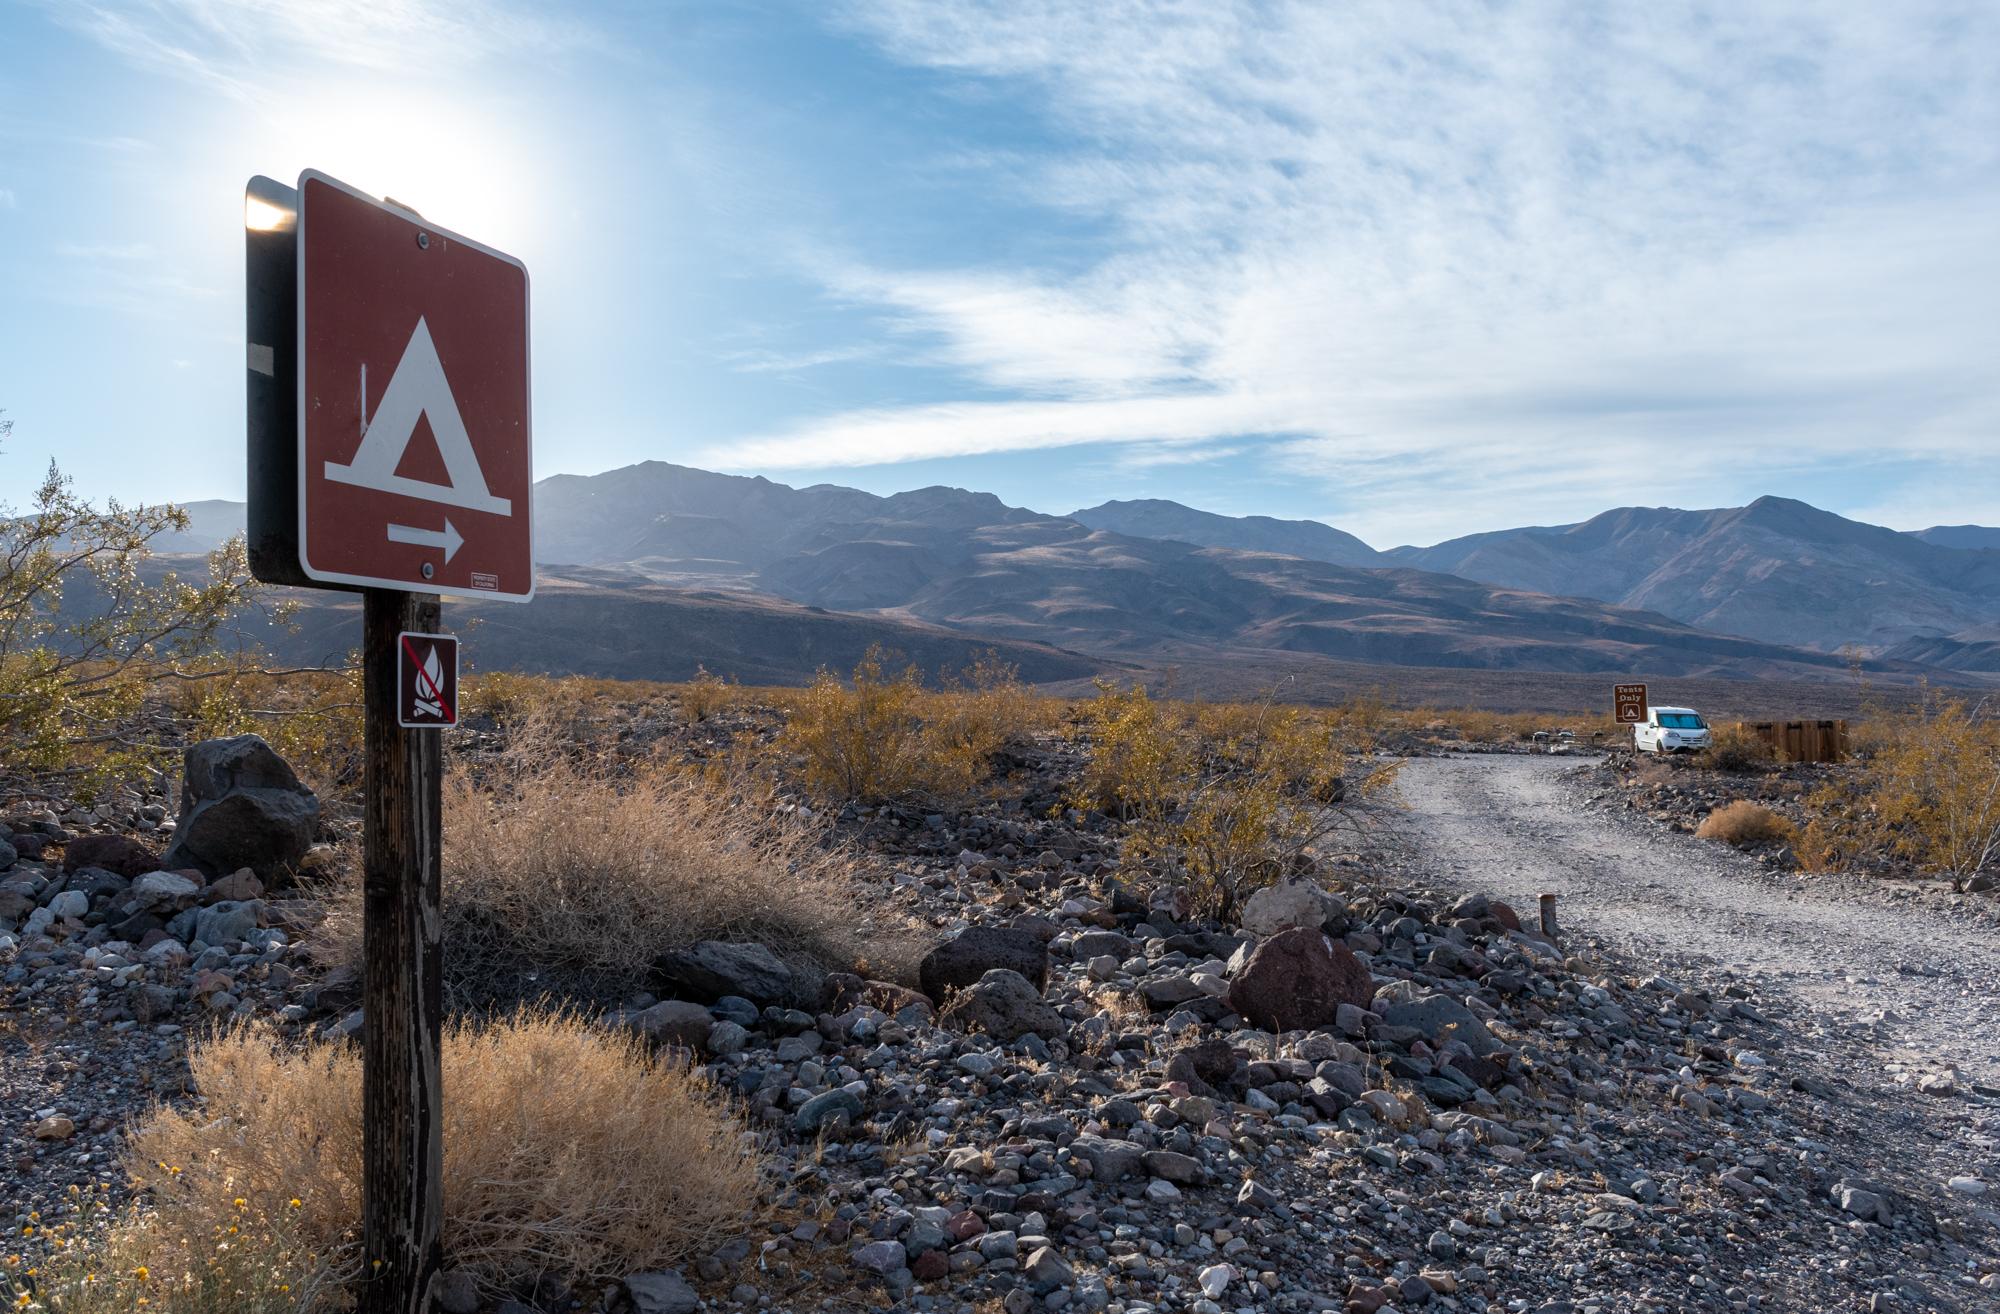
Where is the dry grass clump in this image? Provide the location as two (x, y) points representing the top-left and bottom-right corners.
(1696, 800), (1796, 848)
(126, 1013), (761, 1303)
(321, 753), (886, 1001)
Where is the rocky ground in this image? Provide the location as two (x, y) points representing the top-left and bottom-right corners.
(2, 721), (1997, 1314)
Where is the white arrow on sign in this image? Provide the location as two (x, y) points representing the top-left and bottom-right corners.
(386, 519), (464, 563)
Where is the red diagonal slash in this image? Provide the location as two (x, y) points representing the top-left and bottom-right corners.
(399, 635), (452, 719)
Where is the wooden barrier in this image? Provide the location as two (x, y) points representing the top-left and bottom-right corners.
(1736, 719), (1849, 764)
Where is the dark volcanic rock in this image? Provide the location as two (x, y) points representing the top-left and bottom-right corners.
(938, 968), (1064, 1041)
(61, 834), (158, 878)
(919, 926), (1049, 1002)
(654, 940), (796, 1006)
(1224, 927), (1376, 1033)
(160, 735), (319, 880)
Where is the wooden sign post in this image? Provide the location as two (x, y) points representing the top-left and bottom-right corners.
(360, 590), (445, 1309)
(246, 169), (532, 1313)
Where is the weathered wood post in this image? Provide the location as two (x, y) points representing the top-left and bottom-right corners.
(1538, 892), (1560, 943)
(360, 588), (444, 1314)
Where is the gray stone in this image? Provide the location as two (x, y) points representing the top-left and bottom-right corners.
(193, 899), (262, 948)
(919, 926), (1049, 1002)
(939, 968), (1064, 1041)
(622, 999), (715, 1047)
(162, 736), (319, 880)
(130, 870), (200, 908)
(1835, 1179), (1893, 1224)
(654, 940), (795, 1005)
(1142, 1149), (1205, 1184)
(619, 1270), (699, 1314)
(1069, 1133), (1144, 1182)
(1375, 988), (1503, 1057)
(705, 1020), (750, 1056)
(1239, 878), (1332, 937)
(434, 1270), (481, 1314)
(46, 889), (88, 920)
(1024, 1245), (1074, 1287)
(795, 1088), (864, 1134)
(850, 1240), (908, 1274)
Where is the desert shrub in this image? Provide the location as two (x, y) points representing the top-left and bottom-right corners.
(781, 648), (925, 801)
(678, 664), (732, 722)
(1695, 800), (1795, 848)
(1800, 694), (2000, 889)
(320, 755), (886, 1001)
(122, 1013), (760, 1304)
(780, 647), (1032, 802)
(1071, 681), (1191, 819)
(1076, 685), (1396, 920)
(0, 416), (271, 788)
(1704, 723), (1776, 772)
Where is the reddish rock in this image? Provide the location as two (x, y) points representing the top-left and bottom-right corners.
(944, 1209), (986, 1241)
(1224, 927), (1375, 1033)
(910, 1249), (949, 1281)
(61, 833), (158, 878)
(1487, 901), (1523, 932)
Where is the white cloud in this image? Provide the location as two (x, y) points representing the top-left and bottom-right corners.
(49, 0), (598, 99)
(709, 1), (2000, 539)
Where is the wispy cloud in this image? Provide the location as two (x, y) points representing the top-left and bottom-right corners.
(706, 2), (2000, 540)
(721, 343), (883, 374)
(48, 0), (599, 100)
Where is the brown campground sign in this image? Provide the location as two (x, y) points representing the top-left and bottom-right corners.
(1614, 683), (1649, 724)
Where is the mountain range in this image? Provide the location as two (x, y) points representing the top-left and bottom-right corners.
(154, 466), (1999, 687)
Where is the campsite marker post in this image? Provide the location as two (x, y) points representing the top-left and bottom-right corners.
(245, 170), (533, 1313)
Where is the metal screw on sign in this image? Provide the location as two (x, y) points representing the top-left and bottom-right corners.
(421, 561), (434, 579)
(416, 230), (430, 249)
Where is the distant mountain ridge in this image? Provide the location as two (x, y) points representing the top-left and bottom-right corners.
(154, 468), (1999, 680)
(1069, 499), (1386, 567)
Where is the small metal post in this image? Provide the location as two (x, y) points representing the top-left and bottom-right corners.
(1538, 892), (1559, 943)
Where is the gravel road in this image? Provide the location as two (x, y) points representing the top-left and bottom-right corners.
(1382, 751), (2000, 1279)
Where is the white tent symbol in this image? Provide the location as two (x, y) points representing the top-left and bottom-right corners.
(325, 317), (513, 517)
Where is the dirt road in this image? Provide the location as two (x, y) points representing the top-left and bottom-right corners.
(1381, 751), (2000, 1291)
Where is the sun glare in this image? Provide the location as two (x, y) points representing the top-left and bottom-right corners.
(268, 89), (539, 250)
(244, 193), (294, 232)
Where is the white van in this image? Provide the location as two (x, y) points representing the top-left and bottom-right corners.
(1634, 706), (1711, 753)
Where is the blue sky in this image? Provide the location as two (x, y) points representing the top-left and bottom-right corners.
(1, 1), (1995, 548)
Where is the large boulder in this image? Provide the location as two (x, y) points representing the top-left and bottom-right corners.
(1239, 879), (1333, 937)
(161, 736), (318, 880)
(1224, 927), (1375, 1033)
(61, 834), (158, 878)
(653, 940), (795, 1006)
(919, 926), (1049, 1003)
(939, 968), (1064, 1041)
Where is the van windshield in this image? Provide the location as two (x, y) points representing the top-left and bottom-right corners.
(1658, 712), (1705, 729)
